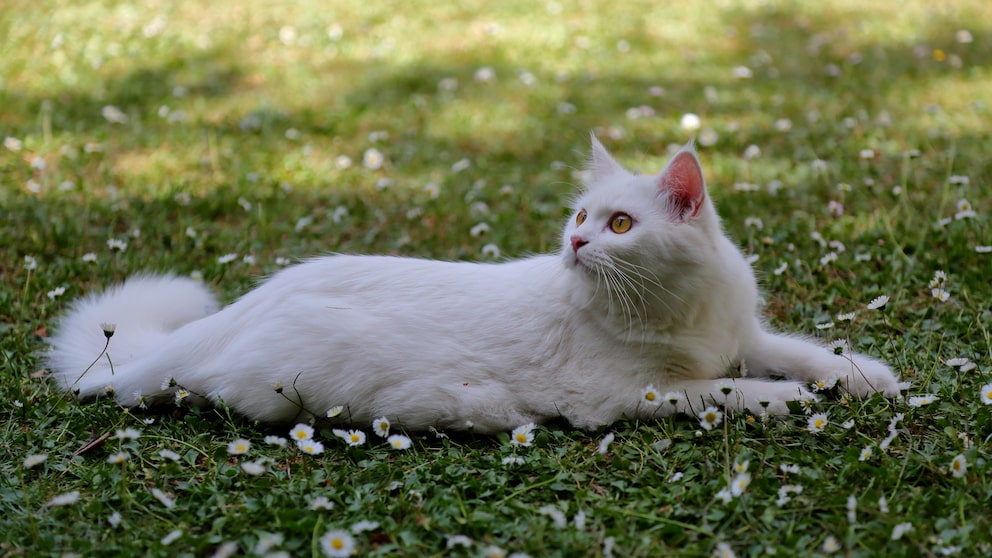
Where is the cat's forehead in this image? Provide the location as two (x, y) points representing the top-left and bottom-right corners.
(576, 175), (658, 211)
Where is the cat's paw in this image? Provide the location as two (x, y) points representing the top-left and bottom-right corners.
(820, 354), (901, 398)
(728, 380), (813, 416)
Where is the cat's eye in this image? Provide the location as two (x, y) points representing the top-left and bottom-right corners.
(609, 212), (633, 234)
(575, 209), (587, 226)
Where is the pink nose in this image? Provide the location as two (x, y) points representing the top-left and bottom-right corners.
(570, 235), (588, 253)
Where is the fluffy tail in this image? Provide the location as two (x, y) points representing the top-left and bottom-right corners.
(46, 275), (220, 401)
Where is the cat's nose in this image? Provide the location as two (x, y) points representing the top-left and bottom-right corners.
(570, 235), (588, 253)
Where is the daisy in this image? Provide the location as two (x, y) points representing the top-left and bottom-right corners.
(510, 423), (536, 446)
(826, 339), (849, 355)
(776, 484), (803, 506)
(298, 439), (325, 455)
(713, 542), (736, 558)
(807, 413), (828, 433)
(482, 243), (501, 258)
(698, 407), (723, 430)
(254, 533), (284, 555)
(818, 535), (840, 554)
(114, 428), (143, 443)
(836, 312), (856, 321)
(470, 222), (491, 237)
(779, 464), (800, 475)
(344, 430), (366, 447)
(811, 378), (838, 392)
(289, 423), (314, 442)
(47, 287), (66, 300)
(326, 406), (344, 418)
(241, 460), (267, 475)
(715, 488), (733, 504)
(159, 449), (181, 461)
(502, 456), (524, 465)
(859, 446), (872, 461)
(931, 288), (950, 302)
(641, 384), (661, 406)
(264, 435), (287, 447)
(538, 505), (568, 529)
(730, 472), (751, 497)
(891, 522), (913, 541)
(950, 454), (967, 478)
(174, 389), (190, 404)
(106, 238), (129, 252)
(867, 295), (889, 310)
(350, 520), (379, 534)
(161, 530), (182, 545)
(979, 383), (992, 405)
(954, 199), (976, 220)
(362, 148), (384, 170)
(680, 113), (701, 131)
(107, 511), (122, 528)
(387, 434), (411, 450)
(151, 487), (176, 509)
(227, 438), (251, 455)
(663, 391), (683, 407)
(372, 416), (390, 438)
(107, 451), (130, 464)
(447, 535), (473, 549)
(734, 460), (750, 473)
(23, 453), (48, 469)
(320, 530), (355, 557)
(908, 394), (937, 407)
(46, 491), (81, 508)
(309, 496), (334, 510)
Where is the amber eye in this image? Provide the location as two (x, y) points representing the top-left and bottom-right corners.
(610, 212), (633, 233)
(575, 209), (587, 226)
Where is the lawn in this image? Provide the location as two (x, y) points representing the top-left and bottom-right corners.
(2, 0), (991, 556)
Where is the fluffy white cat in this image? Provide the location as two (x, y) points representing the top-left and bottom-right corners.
(47, 136), (901, 433)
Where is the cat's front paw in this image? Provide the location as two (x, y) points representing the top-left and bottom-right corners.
(821, 354), (901, 398)
(730, 380), (814, 416)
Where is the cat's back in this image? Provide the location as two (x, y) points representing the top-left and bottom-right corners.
(257, 253), (565, 308)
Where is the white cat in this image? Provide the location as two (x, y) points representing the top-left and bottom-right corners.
(47, 136), (901, 433)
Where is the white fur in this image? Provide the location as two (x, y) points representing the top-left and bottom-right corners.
(46, 139), (901, 433)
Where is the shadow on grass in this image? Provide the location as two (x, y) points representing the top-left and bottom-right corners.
(2, 4), (989, 292)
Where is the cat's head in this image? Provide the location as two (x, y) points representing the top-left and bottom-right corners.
(561, 135), (722, 311)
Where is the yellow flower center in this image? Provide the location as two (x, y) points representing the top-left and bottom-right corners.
(331, 538), (344, 550)
(705, 413), (715, 422)
(645, 392), (656, 401)
(515, 433), (528, 443)
(815, 419), (825, 429)
(350, 435), (359, 442)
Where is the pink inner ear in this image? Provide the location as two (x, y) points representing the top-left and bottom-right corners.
(659, 150), (705, 219)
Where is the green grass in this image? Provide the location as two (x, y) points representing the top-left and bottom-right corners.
(2, 0), (991, 556)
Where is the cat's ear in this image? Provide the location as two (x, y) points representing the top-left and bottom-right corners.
(657, 142), (706, 221)
(588, 133), (626, 181)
